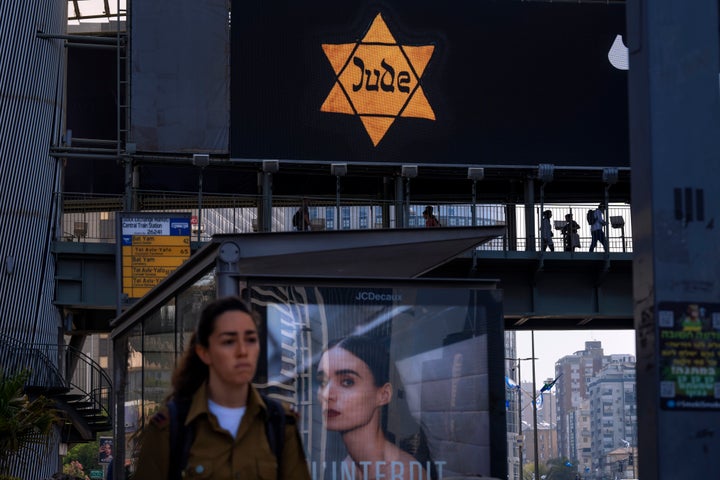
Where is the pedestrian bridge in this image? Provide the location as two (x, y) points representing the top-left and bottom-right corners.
(54, 226), (633, 334)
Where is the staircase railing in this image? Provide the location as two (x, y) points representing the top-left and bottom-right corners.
(0, 333), (66, 390)
(0, 333), (112, 430)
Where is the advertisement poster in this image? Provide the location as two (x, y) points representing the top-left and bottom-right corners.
(658, 302), (720, 410)
(247, 280), (506, 479)
(98, 436), (113, 464)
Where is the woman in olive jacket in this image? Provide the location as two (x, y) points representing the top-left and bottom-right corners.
(133, 296), (310, 480)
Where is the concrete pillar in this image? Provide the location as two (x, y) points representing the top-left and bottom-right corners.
(627, 1), (720, 478)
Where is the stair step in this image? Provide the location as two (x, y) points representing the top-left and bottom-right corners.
(89, 420), (112, 426)
(76, 407), (102, 415)
(91, 423), (112, 431)
(85, 415), (109, 423)
(26, 385), (69, 396)
(54, 393), (86, 402)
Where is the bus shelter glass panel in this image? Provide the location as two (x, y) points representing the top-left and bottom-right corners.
(117, 269), (217, 477)
(142, 301), (175, 411)
(175, 271), (216, 360)
(246, 281), (507, 479)
(123, 324), (144, 469)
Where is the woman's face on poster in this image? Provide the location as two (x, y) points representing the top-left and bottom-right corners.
(317, 346), (390, 432)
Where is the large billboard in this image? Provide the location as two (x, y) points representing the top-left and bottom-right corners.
(131, 0), (230, 153)
(246, 279), (507, 479)
(231, 0), (628, 167)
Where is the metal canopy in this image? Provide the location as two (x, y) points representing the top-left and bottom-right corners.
(212, 226), (505, 278)
(111, 226), (504, 334)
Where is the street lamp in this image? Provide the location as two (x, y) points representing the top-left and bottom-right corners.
(531, 331), (541, 480)
(508, 332), (562, 480)
(620, 439), (636, 480)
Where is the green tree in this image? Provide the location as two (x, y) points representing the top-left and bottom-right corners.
(523, 462), (549, 480)
(542, 457), (577, 480)
(0, 368), (59, 476)
(63, 460), (90, 480)
(63, 438), (103, 474)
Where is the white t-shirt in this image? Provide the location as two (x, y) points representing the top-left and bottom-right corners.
(208, 399), (246, 438)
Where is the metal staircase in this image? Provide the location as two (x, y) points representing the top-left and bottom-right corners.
(0, 333), (112, 443)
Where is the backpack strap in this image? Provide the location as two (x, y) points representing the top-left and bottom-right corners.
(167, 397), (194, 480)
(262, 394), (291, 478)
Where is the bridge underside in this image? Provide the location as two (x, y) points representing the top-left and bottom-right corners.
(429, 251), (633, 330)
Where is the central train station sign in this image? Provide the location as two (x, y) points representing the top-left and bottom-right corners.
(117, 213), (192, 299)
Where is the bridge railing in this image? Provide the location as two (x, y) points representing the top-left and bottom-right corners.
(55, 191), (633, 252)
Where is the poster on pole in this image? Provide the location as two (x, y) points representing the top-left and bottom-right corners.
(98, 436), (113, 464)
(246, 279), (507, 479)
(658, 301), (720, 410)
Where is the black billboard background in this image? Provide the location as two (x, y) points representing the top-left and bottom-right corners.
(231, 0), (628, 167)
(65, 47), (125, 194)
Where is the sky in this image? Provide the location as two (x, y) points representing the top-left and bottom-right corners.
(514, 329), (637, 384)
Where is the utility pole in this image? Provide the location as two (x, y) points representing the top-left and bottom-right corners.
(506, 355), (538, 480)
(518, 360), (524, 480)
(531, 331), (540, 480)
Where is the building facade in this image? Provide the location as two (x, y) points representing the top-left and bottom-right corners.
(0, 1), (67, 478)
(588, 359), (637, 479)
(554, 342), (636, 479)
(554, 341), (606, 461)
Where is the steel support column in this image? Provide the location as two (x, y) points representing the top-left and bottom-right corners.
(627, 1), (720, 478)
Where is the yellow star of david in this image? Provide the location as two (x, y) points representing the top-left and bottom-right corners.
(320, 13), (435, 146)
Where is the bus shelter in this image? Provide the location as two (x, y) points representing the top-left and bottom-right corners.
(110, 226), (508, 479)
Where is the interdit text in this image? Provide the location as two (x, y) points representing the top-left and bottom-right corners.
(311, 460), (447, 480)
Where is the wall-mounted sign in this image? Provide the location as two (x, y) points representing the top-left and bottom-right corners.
(118, 213), (191, 299)
(658, 302), (720, 410)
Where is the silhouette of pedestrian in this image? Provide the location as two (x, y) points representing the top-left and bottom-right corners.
(561, 213), (580, 251)
(589, 203), (609, 252)
(423, 206), (440, 227)
(540, 210), (554, 252)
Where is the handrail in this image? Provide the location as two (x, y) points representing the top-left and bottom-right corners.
(0, 333), (112, 426)
(55, 190), (634, 253)
(0, 334), (66, 390)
